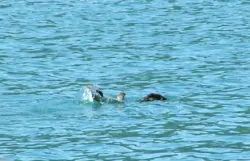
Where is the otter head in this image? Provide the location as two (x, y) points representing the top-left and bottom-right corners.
(140, 93), (167, 102)
(116, 92), (126, 102)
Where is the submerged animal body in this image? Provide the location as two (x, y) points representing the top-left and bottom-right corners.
(82, 86), (104, 103)
(82, 86), (125, 103)
(83, 86), (166, 104)
(140, 93), (167, 102)
(105, 92), (126, 103)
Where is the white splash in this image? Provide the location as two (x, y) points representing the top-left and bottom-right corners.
(81, 86), (94, 102)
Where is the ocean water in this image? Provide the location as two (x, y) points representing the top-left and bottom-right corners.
(0, 0), (250, 160)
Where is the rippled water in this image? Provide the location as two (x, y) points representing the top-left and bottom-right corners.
(1, 0), (250, 160)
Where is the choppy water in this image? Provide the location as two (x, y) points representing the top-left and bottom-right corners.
(1, 0), (250, 160)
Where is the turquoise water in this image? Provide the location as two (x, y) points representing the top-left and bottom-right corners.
(1, 0), (250, 160)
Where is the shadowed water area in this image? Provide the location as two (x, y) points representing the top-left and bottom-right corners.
(0, 0), (250, 160)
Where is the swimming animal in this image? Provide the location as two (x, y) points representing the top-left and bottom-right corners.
(105, 92), (126, 103)
(83, 86), (166, 103)
(116, 92), (126, 102)
(93, 89), (104, 102)
(82, 86), (104, 103)
(82, 86), (125, 103)
(140, 93), (167, 102)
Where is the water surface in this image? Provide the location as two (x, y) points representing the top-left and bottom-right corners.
(0, 0), (250, 160)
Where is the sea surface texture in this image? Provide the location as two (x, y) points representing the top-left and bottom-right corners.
(0, 0), (250, 160)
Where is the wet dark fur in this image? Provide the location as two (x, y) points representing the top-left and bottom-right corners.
(96, 90), (103, 97)
(140, 93), (167, 102)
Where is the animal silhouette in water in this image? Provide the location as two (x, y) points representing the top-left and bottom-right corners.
(83, 86), (166, 103)
(104, 92), (126, 103)
(84, 86), (125, 103)
(140, 93), (167, 102)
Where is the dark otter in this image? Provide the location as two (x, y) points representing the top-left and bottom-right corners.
(96, 89), (103, 97)
(140, 93), (167, 102)
(84, 86), (166, 103)
(93, 89), (104, 102)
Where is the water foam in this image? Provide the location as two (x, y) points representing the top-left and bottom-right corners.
(81, 86), (94, 102)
